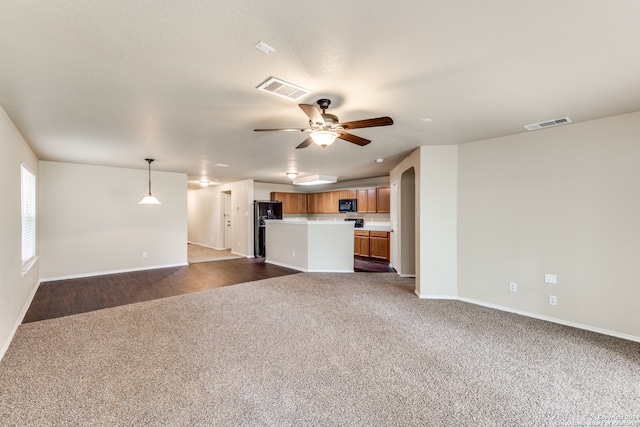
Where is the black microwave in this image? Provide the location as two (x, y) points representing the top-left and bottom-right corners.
(339, 198), (357, 213)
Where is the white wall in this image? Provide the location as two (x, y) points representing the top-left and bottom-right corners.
(458, 112), (640, 340)
(187, 180), (254, 256)
(390, 148), (421, 276)
(39, 161), (187, 279)
(390, 146), (458, 298)
(0, 105), (40, 360)
(419, 146), (458, 298)
(254, 182), (297, 201)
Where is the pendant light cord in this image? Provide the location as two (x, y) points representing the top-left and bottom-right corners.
(146, 158), (154, 195)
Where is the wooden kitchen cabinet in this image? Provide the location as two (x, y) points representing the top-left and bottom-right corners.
(275, 186), (388, 215)
(270, 192), (307, 214)
(296, 193), (308, 214)
(357, 188), (377, 213)
(327, 191), (340, 213)
(369, 231), (390, 261)
(354, 230), (370, 257)
(308, 191), (340, 214)
(376, 186), (390, 213)
(354, 230), (389, 261)
(306, 192), (318, 213)
(340, 189), (357, 199)
(357, 187), (389, 213)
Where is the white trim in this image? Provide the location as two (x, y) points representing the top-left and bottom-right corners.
(415, 291), (457, 300)
(398, 273), (416, 278)
(20, 255), (39, 277)
(0, 279), (41, 362)
(415, 294), (640, 344)
(40, 263), (189, 282)
(188, 242), (228, 251)
(457, 296), (640, 343)
(264, 259), (305, 272)
(264, 259), (354, 273)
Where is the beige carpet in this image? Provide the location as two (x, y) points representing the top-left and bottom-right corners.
(187, 243), (242, 263)
(1, 273), (639, 426)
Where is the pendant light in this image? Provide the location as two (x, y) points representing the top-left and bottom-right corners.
(138, 158), (161, 204)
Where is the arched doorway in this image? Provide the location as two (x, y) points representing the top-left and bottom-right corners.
(400, 167), (416, 276)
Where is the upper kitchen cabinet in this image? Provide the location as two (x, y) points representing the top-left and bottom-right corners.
(340, 189), (357, 199)
(273, 186), (388, 215)
(270, 192), (307, 215)
(357, 189), (374, 213)
(357, 187), (389, 213)
(376, 186), (390, 213)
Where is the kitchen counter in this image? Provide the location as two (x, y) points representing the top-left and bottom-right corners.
(264, 220), (354, 272)
(359, 225), (391, 232)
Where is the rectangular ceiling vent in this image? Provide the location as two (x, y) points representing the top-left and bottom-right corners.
(524, 117), (572, 131)
(256, 77), (310, 101)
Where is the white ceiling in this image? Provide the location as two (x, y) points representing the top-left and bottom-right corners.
(2, 1), (640, 187)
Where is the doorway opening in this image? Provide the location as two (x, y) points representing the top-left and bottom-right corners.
(400, 167), (416, 276)
(223, 191), (231, 250)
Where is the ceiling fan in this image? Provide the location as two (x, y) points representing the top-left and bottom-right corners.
(254, 99), (393, 149)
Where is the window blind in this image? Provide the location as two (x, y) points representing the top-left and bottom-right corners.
(21, 164), (36, 264)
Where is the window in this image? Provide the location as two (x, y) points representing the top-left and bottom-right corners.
(21, 164), (36, 265)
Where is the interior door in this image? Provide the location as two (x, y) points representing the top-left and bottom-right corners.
(224, 192), (231, 249)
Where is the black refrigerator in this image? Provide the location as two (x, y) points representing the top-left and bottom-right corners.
(254, 200), (283, 257)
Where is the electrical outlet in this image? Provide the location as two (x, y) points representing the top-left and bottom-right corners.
(548, 295), (557, 305)
(292, 250), (295, 257)
(509, 282), (517, 292)
(142, 252), (148, 258)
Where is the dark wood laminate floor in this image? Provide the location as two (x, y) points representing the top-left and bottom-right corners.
(24, 257), (396, 323)
(23, 258), (299, 323)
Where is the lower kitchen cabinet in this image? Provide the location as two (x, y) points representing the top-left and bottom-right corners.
(354, 231), (371, 257)
(354, 230), (389, 261)
(369, 231), (390, 261)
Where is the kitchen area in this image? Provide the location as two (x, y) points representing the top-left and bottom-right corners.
(260, 186), (392, 272)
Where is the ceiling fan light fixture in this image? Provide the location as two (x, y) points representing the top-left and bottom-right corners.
(286, 172), (298, 179)
(138, 158), (162, 205)
(293, 174), (338, 186)
(310, 130), (338, 147)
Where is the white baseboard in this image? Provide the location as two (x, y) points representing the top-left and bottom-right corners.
(415, 291), (457, 299)
(40, 262), (189, 282)
(188, 242), (229, 251)
(415, 294), (640, 344)
(264, 259), (305, 272)
(0, 279), (41, 362)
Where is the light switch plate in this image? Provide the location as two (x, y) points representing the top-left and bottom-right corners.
(545, 273), (558, 284)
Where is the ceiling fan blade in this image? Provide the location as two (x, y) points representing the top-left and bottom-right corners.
(296, 136), (314, 149)
(339, 116), (393, 130)
(299, 104), (326, 127)
(338, 132), (371, 146)
(254, 128), (308, 132)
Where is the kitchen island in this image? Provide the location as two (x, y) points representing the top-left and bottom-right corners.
(264, 219), (354, 272)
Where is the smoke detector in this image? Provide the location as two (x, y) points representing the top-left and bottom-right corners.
(524, 117), (572, 131)
(256, 77), (310, 101)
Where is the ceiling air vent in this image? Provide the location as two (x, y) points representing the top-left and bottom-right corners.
(256, 77), (310, 101)
(524, 117), (572, 131)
